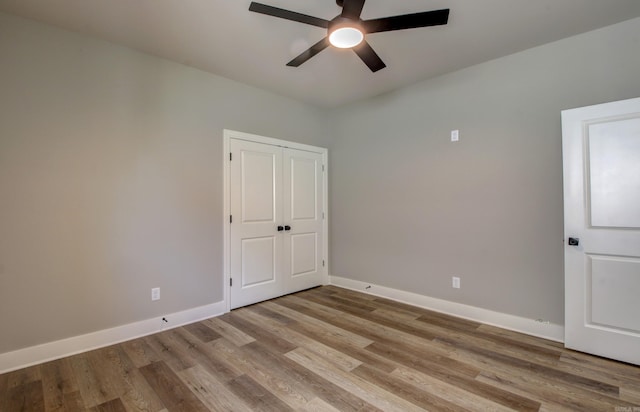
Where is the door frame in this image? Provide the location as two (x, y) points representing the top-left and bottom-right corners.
(223, 129), (329, 312)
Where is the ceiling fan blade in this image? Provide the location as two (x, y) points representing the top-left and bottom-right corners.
(363, 9), (449, 33)
(353, 40), (386, 72)
(249, 2), (329, 28)
(287, 37), (330, 67)
(341, 0), (366, 20)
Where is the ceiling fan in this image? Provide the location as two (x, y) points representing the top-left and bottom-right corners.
(248, 0), (450, 72)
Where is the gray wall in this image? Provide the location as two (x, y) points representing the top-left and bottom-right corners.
(327, 17), (640, 325)
(0, 12), (327, 354)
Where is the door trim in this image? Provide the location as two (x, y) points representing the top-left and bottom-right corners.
(223, 129), (329, 312)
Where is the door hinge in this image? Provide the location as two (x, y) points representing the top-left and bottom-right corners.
(322, 260), (325, 267)
(230, 278), (233, 287)
(230, 152), (232, 161)
(322, 164), (325, 172)
(230, 215), (233, 223)
(322, 212), (325, 219)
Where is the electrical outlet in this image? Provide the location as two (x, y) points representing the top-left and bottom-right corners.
(151, 287), (160, 301)
(452, 276), (461, 289)
(451, 130), (459, 142)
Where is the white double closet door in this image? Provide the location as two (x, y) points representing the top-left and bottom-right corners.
(228, 135), (325, 309)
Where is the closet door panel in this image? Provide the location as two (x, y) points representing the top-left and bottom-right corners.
(283, 148), (324, 293)
(229, 139), (283, 309)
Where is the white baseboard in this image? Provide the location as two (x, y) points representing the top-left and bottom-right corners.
(329, 276), (564, 343)
(0, 300), (226, 374)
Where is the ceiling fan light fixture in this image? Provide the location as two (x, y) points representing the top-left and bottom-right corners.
(329, 26), (363, 48)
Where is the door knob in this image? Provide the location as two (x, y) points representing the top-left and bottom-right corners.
(277, 225), (284, 231)
(284, 225), (291, 231)
(568, 237), (579, 246)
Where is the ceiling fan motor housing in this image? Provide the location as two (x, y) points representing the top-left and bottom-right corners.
(329, 16), (363, 32)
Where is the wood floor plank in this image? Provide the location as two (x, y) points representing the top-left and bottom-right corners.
(391, 366), (516, 412)
(87, 347), (131, 402)
(60, 391), (88, 412)
(121, 338), (162, 368)
(41, 358), (82, 411)
(139, 361), (209, 412)
(241, 340), (381, 412)
(560, 350), (640, 384)
(302, 288), (380, 312)
(301, 397), (342, 412)
(218, 312), (297, 353)
(298, 292), (445, 342)
(265, 307), (398, 373)
(410, 316), (564, 366)
(420, 318), (564, 360)
(4, 364), (41, 389)
(474, 372), (585, 412)
(371, 307), (421, 323)
(2, 285), (639, 411)
(276, 295), (453, 358)
(201, 317), (256, 346)
(476, 323), (564, 350)
(436, 336), (619, 396)
(102, 345), (166, 412)
(552, 353), (640, 391)
(440, 340), (635, 410)
(170, 328), (242, 383)
(476, 370), (631, 412)
(90, 397), (127, 412)
(182, 322), (222, 343)
(177, 364), (253, 412)
(0, 372), (8, 412)
(143, 331), (197, 372)
(219, 337), (378, 411)
(210, 337), (317, 409)
(235, 307), (363, 372)
(262, 300), (374, 348)
(366, 341), (540, 411)
(286, 346), (424, 412)
(620, 388), (640, 404)
(225, 374), (294, 412)
(352, 363), (467, 411)
(5, 379), (44, 412)
(69, 352), (115, 408)
(246, 303), (296, 326)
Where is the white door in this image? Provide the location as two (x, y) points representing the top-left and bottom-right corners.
(283, 148), (324, 293)
(229, 139), (283, 309)
(228, 136), (325, 309)
(562, 97), (640, 365)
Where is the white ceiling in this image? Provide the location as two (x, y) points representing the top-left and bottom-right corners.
(2, 0), (640, 108)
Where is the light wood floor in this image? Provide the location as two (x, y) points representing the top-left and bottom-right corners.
(2, 286), (639, 411)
